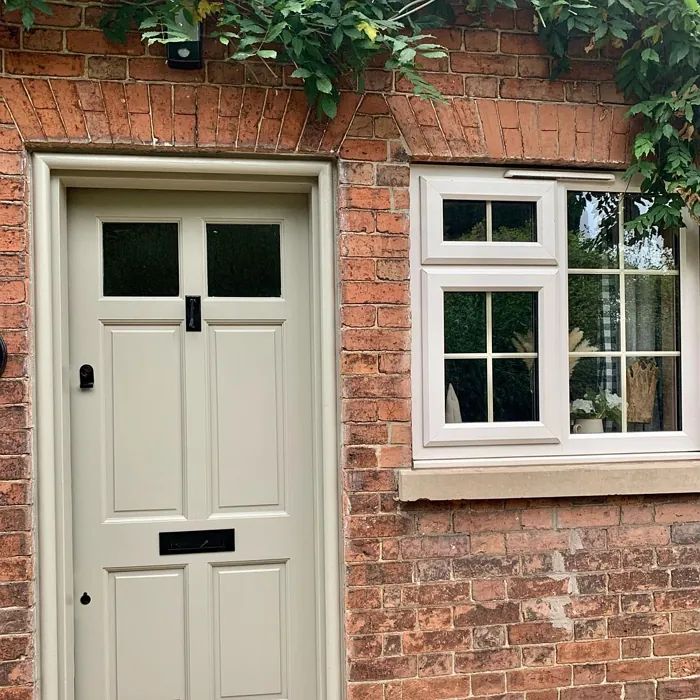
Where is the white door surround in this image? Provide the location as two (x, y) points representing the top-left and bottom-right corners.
(31, 154), (341, 700)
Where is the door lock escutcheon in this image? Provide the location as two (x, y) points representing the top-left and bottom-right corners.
(80, 592), (91, 606)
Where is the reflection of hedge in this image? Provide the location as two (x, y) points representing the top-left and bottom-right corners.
(442, 200), (535, 242)
(568, 274), (620, 352)
(103, 222), (180, 296)
(493, 359), (538, 421)
(445, 359), (486, 422)
(444, 292), (538, 421)
(444, 293), (485, 353)
(444, 292), (535, 354)
(445, 357), (537, 422)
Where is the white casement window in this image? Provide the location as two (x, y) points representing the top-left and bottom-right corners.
(411, 167), (700, 468)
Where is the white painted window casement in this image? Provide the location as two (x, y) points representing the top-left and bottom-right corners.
(406, 166), (700, 498)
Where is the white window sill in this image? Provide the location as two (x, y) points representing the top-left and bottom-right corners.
(399, 459), (700, 501)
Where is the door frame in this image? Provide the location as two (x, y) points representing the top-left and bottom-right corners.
(31, 153), (342, 700)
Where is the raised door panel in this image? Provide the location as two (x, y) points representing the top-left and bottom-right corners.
(213, 564), (287, 699)
(110, 569), (187, 700)
(209, 326), (284, 511)
(106, 325), (184, 518)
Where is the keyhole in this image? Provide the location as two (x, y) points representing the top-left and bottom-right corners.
(80, 592), (91, 606)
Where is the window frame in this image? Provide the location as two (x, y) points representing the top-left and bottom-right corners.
(423, 267), (560, 448)
(411, 166), (700, 468)
(420, 172), (558, 265)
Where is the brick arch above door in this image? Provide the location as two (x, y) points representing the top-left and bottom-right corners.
(0, 77), (634, 167)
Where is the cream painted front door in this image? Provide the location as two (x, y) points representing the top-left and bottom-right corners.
(67, 188), (319, 700)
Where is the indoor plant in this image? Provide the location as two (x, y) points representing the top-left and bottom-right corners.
(570, 390), (623, 434)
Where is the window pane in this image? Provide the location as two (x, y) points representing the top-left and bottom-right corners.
(443, 200), (486, 242)
(567, 192), (619, 269)
(625, 275), (679, 352)
(626, 357), (680, 431)
(207, 224), (281, 297)
(103, 222), (179, 297)
(492, 292), (537, 354)
(624, 195), (679, 270)
(445, 359), (487, 423)
(492, 201), (536, 242)
(444, 292), (486, 354)
(493, 358), (538, 421)
(568, 274), (620, 352)
(569, 356), (622, 433)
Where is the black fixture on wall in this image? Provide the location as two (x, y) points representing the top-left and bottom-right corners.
(0, 335), (7, 377)
(166, 12), (203, 70)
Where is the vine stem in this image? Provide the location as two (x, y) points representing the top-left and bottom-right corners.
(390, 0), (439, 22)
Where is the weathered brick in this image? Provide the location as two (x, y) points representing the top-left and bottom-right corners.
(606, 658), (669, 682)
(0, 15), (685, 700)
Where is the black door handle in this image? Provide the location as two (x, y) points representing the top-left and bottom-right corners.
(186, 296), (201, 332)
(80, 592), (91, 605)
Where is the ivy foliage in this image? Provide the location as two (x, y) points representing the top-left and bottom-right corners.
(92, 0), (452, 120)
(470, 0), (700, 229)
(4, 0), (700, 226)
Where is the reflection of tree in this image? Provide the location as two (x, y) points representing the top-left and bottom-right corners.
(624, 195), (677, 270)
(567, 191), (619, 269)
(623, 230), (675, 270)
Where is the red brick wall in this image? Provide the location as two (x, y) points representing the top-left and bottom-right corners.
(0, 3), (698, 700)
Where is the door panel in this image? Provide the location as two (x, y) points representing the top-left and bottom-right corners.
(68, 189), (318, 700)
(110, 569), (188, 700)
(209, 326), (283, 511)
(214, 564), (287, 699)
(106, 325), (185, 517)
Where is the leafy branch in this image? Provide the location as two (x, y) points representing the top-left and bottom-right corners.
(99, 0), (453, 119)
(4, 0), (700, 226)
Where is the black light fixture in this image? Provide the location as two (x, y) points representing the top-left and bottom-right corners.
(0, 335), (7, 377)
(166, 11), (203, 70)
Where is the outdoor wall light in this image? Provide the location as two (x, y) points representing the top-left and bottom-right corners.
(166, 12), (203, 70)
(0, 335), (7, 377)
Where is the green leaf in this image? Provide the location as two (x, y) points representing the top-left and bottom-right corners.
(316, 76), (333, 94)
(6, 0), (699, 228)
(320, 93), (337, 119)
(398, 47), (417, 63)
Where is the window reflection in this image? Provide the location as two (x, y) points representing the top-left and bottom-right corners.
(624, 195), (678, 270)
(444, 291), (539, 424)
(567, 191), (681, 433)
(567, 192), (619, 269)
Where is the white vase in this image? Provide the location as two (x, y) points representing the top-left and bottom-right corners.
(572, 418), (604, 434)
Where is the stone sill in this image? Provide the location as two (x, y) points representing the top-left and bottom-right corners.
(399, 460), (700, 502)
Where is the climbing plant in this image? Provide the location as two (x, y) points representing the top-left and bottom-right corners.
(3, 0), (700, 227)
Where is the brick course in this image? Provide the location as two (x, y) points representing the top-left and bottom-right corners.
(0, 3), (696, 700)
